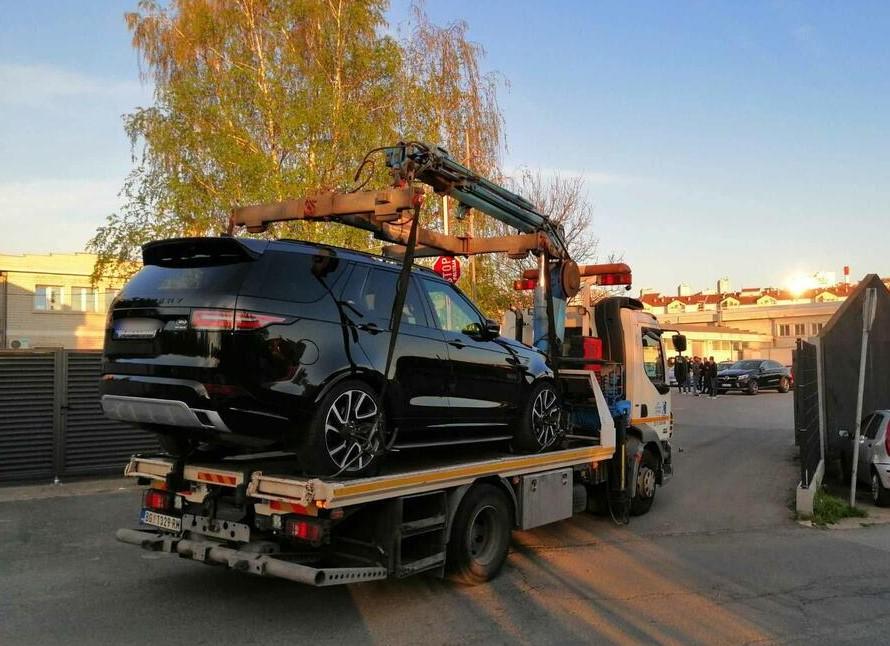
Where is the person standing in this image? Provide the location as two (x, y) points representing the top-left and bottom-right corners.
(675, 355), (688, 394)
(691, 357), (701, 396)
(708, 356), (719, 398)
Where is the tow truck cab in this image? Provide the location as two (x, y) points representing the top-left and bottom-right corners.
(502, 296), (681, 480)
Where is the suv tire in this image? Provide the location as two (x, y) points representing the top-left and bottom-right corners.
(746, 380), (759, 395)
(872, 471), (890, 507)
(778, 377), (790, 393)
(512, 381), (562, 453)
(299, 380), (384, 477)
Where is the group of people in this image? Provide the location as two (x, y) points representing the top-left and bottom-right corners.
(672, 355), (721, 398)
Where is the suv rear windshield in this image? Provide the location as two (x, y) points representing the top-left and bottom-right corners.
(124, 263), (251, 296)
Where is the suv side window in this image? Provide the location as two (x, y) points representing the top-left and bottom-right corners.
(240, 250), (347, 302)
(341, 266), (428, 328)
(421, 279), (483, 335)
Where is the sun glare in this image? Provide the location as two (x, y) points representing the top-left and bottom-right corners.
(786, 273), (817, 296)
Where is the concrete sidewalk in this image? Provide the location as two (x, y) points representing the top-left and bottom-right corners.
(0, 476), (138, 503)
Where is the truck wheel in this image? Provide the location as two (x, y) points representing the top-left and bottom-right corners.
(447, 484), (512, 585)
(778, 377), (790, 393)
(872, 471), (890, 507)
(299, 380), (384, 477)
(630, 450), (659, 516)
(746, 380), (759, 395)
(512, 381), (562, 453)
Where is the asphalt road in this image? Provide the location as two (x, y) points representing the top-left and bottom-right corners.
(3, 391), (890, 645)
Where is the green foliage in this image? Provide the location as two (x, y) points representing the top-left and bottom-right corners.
(89, 0), (597, 322)
(805, 488), (867, 526)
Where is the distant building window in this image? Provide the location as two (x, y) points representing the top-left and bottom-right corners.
(698, 302), (706, 311)
(35, 285), (64, 311)
(794, 323), (806, 336)
(758, 296), (776, 305)
(104, 289), (120, 310)
(667, 301), (684, 313)
(812, 322), (823, 335)
(720, 298), (739, 309)
(72, 287), (97, 312)
(778, 324), (791, 337)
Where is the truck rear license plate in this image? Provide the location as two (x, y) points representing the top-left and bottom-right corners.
(141, 509), (182, 532)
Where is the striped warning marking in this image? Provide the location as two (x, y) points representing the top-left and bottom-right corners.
(195, 471), (239, 486)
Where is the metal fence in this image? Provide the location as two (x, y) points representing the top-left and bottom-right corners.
(0, 350), (157, 483)
(793, 339), (821, 487)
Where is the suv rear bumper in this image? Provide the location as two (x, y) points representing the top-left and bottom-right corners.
(101, 395), (232, 432)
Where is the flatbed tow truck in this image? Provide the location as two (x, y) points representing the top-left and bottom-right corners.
(115, 142), (683, 585)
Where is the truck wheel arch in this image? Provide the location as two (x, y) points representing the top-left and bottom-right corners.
(627, 426), (666, 482)
(445, 477), (519, 539)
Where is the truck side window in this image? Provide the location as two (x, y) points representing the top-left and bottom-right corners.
(641, 328), (665, 385)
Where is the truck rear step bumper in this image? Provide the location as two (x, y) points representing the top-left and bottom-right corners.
(115, 528), (387, 586)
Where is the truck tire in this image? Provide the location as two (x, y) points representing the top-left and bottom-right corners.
(447, 484), (512, 585)
(872, 471), (890, 507)
(630, 449), (659, 516)
(299, 380), (384, 477)
(512, 381), (562, 453)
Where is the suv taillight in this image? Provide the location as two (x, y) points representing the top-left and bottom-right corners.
(190, 309), (287, 331)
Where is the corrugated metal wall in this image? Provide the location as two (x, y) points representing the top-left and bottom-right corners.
(0, 352), (56, 481)
(63, 352), (157, 476)
(0, 350), (158, 482)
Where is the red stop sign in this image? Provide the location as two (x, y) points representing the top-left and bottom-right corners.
(433, 256), (461, 284)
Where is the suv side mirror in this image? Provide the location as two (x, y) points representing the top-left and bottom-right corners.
(672, 334), (687, 353)
(483, 318), (500, 339)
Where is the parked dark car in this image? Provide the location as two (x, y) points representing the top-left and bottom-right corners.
(716, 359), (792, 395)
(100, 237), (558, 475)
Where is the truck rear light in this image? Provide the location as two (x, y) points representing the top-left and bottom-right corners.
(513, 278), (537, 291)
(285, 518), (323, 543)
(144, 489), (169, 512)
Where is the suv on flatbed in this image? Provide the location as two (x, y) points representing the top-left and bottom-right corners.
(100, 237), (559, 475)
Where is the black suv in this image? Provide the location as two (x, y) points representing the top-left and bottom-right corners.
(100, 237), (558, 475)
(716, 359), (793, 395)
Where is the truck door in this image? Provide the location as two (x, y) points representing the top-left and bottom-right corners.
(623, 310), (672, 442)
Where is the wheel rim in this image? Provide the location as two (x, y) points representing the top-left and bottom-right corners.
(531, 387), (560, 448)
(751, 382), (758, 393)
(638, 465), (656, 498)
(324, 389), (380, 472)
(466, 504), (502, 565)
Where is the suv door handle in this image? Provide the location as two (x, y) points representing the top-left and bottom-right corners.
(447, 339), (465, 349)
(357, 322), (381, 334)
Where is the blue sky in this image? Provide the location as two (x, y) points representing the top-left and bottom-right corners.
(1, 1), (888, 293)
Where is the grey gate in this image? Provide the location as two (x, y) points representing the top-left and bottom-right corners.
(793, 339), (820, 487)
(0, 350), (158, 482)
